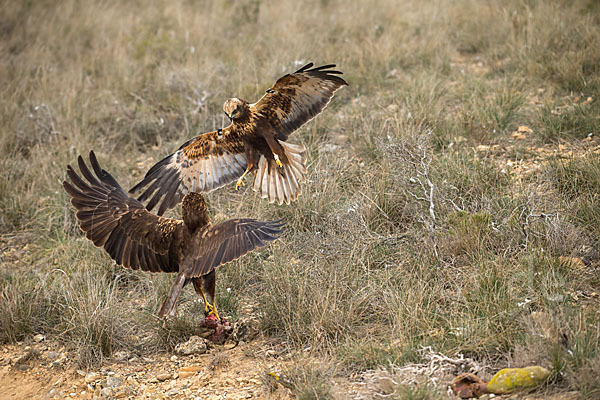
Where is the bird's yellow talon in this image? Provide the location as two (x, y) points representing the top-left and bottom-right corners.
(206, 302), (220, 321)
(236, 168), (251, 190)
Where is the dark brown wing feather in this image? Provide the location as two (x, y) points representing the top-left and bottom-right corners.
(251, 63), (348, 141)
(63, 151), (181, 273)
(129, 127), (247, 215)
(184, 219), (284, 278)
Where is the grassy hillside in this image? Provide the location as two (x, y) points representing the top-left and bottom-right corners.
(1, 0), (599, 397)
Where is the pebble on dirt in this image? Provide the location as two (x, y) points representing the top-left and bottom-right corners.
(175, 336), (207, 356)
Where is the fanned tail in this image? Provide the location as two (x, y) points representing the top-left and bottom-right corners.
(252, 142), (306, 205)
(157, 273), (187, 319)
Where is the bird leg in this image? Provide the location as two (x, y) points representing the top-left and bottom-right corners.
(237, 148), (259, 190)
(236, 168), (251, 190)
(263, 134), (287, 169)
(198, 286), (211, 315)
(197, 285), (221, 321)
(208, 300), (220, 321)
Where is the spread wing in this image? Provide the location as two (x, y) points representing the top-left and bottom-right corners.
(63, 151), (182, 273)
(184, 219), (284, 278)
(129, 127), (247, 216)
(251, 63), (347, 141)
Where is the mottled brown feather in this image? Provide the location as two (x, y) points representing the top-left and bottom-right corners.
(64, 152), (283, 318)
(130, 127), (247, 216)
(251, 63), (348, 141)
(130, 63), (346, 213)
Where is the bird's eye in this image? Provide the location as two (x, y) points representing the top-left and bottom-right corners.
(266, 88), (275, 94)
(217, 129), (223, 137)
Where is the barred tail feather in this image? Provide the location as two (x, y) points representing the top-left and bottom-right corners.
(252, 142), (306, 205)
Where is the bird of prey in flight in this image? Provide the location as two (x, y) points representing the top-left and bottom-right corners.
(130, 62), (347, 215)
(63, 151), (283, 320)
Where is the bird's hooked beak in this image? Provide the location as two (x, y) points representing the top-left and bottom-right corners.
(224, 110), (236, 121)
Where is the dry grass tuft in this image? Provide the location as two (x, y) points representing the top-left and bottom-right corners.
(1, 0), (599, 395)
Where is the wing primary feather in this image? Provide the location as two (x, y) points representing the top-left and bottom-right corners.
(158, 174), (183, 216)
(145, 169), (178, 213)
(129, 152), (175, 194)
(77, 155), (102, 188)
(309, 63), (336, 71)
(295, 62), (314, 73)
(66, 167), (106, 198)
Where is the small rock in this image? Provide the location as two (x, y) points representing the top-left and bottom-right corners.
(178, 370), (195, 379)
(517, 125), (533, 133)
(156, 372), (172, 382)
(170, 355), (178, 362)
(33, 334), (46, 342)
(378, 376), (397, 395)
(113, 350), (129, 361)
(18, 364), (28, 371)
(47, 351), (59, 361)
(48, 389), (57, 397)
(319, 143), (341, 154)
(114, 386), (135, 398)
(232, 316), (260, 342)
(487, 366), (550, 394)
(105, 376), (123, 389)
(332, 134), (349, 145)
(511, 131), (527, 140)
(224, 341), (237, 350)
(175, 336), (207, 356)
(100, 387), (113, 397)
(167, 388), (179, 397)
(85, 372), (100, 384)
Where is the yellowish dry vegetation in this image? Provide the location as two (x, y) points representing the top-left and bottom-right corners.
(1, 0), (600, 398)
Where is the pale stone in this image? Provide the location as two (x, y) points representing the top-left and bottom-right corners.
(156, 372), (172, 381)
(85, 372), (99, 384)
(175, 336), (207, 356)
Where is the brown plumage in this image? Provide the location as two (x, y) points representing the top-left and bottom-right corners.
(130, 62), (347, 215)
(63, 151), (284, 319)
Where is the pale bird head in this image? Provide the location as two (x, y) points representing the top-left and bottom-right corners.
(223, 98), (247, 121)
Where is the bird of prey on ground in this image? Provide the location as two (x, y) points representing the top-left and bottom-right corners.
(130, 62), (347, 215)
(63, 151), (283, 320)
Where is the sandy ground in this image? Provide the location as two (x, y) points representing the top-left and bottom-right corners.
(0, 336), (296, 400)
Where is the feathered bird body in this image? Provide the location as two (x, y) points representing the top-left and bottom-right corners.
(130, 63), (347, 214)
(63, 151), (283, 319)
